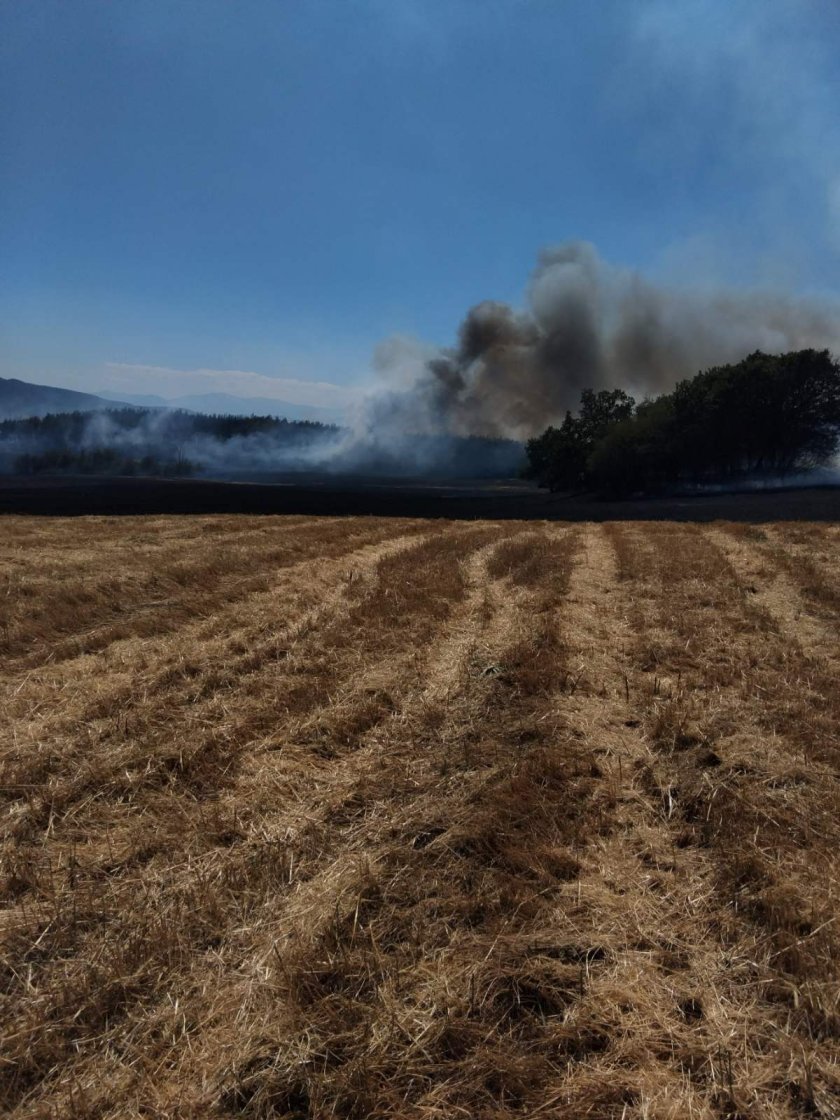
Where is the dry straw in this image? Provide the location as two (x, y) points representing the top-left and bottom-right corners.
(1, 514), (838, 1117)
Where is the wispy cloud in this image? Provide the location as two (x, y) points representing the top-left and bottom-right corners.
(103, 363), (362, 408)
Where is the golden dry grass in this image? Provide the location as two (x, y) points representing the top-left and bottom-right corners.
(1, 514), (839, 1118)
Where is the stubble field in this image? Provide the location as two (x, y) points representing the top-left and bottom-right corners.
(1, 514), (839, 1118)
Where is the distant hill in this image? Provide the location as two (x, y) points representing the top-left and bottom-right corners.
(0, 377), (346, 425)
(0, 377), (133, 419)
(96, 389), (346, 424)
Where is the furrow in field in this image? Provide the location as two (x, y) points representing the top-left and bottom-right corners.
(188, 523), (527, 881)
(559, 523), (761, 1114)
(226, 526), (537, 911)
(0, 524), (425, 838)
(716, 521), (840, 647)
(508, 522), (751, 1114)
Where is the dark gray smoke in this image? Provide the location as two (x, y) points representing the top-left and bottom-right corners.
(5, 242), (838, 482)
(369, 241), (840, 441)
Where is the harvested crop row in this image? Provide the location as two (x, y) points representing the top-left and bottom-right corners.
(1, 522), (502, 1112)
(0, 516), (423, 664)
(601, 521), (840, 1117)
(1, 515), (839, 1119)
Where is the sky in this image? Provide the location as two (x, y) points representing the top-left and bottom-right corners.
(2, 0), (839, 412)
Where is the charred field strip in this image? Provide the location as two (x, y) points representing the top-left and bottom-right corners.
(4, 474), (840, 522)
(1, 516), (840, 1118)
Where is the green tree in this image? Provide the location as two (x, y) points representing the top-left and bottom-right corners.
(525, 389), (636, 491)
(527, 349), (840, 497)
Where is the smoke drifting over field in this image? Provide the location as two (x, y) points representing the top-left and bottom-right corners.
(0, 410), (342, 478)
(3, 242), (839, 481)
(371, 241), (840, 441)
(0, 406), (524, 481)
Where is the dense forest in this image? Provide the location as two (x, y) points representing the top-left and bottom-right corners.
(12, 448), (198, 477)
(0, 408), (336, 444)
(0, 409), (339, 476)
(525, 349), (840, 496)
(0, 407), (524, 479)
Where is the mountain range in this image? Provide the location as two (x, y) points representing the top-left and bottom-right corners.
(95, 390), (344, 423)
(0, 377), (128, 419)
(0, 377), (344, 423)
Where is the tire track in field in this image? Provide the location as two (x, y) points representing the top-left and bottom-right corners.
(232, 526), (534, 910)
(212, 524), (525, 860)
(763, 522), (840, 628)
(418, 530), (522, 702)
(2, 523), (493, 859)
(0, 522), (418, 758)
(3, 519), (423, 725)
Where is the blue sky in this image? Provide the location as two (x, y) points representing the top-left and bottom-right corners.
(2, 0), (839, 409)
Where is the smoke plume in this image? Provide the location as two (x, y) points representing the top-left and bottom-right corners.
(372, 241), (840, 441)
(4, 242), (838, 483)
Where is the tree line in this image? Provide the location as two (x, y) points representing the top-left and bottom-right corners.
(13, 448), (197, 477)
(0, 408), (340, 476)
(0, 408), (338, 443)
(525, 349), (840, 496)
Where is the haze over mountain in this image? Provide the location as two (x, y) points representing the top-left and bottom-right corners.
(95, 390), (345, 423)
(0, 375), (346, 426)
(0, 377), (133, 420)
